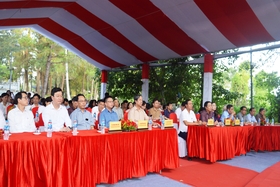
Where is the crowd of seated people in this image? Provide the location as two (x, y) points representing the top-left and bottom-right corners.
(0, 88), (271, 138)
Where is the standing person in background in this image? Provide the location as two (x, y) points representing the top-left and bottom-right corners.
(113, 98), (123, 120)
(0, 93), (11, 119)
(63, 99), (70, 109)
(122, 100), (128, 113)
(68, 96), (78, 116)
(175, 102), (186, 122)
(31, 94), (44, 112)
(88, 100), (96, 109)
(42, 87), (72, 132)
(0, 109), (6, 129)
(141, 101), (149, 115)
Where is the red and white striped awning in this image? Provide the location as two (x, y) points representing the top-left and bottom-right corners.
(0, 0), (279, 70)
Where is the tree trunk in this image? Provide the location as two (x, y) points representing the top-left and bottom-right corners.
(24, 68), (29, 92)
(61, 73), (65, 91)
(90, 79), (94, 100)
(36, 70), (41, 93)
(94, 82), (99, 100)
(41, 72), (45, 96)
(48, 74), (53, 95)
(82, 72), (86, 94)
(42, 45), (53, 97)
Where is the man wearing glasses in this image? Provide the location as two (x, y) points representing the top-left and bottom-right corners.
(99, 96), (118, 128)
(236, 106), (247, 122)
(70, 94), (93, 130)
(8, 91), (36, 133)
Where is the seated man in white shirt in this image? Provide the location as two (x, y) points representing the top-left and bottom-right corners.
(179, 99), (202, 140)
(175, 102), (186, 122)
(42, 87), (72, 132)
(8, 91), (36, 133)
(179, 99), (202, 159)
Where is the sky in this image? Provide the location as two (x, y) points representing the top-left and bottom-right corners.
(218, 42), (280, 76)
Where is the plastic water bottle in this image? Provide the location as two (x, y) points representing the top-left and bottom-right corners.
(72, 120), (78, 136)
(100, 118), (105, 134)
(34, 111), (39, 123)
(271, 119), (274, 126)
(160, 115), (165, 130)
(93, 112), (96, 121)
(47, 120), (53, 138)
(266, 118), (269, 126)
(258, 118), (261, 126)
(3, 120), (10, 140)
(240, 119), (244, 127)
(148, 117), (153, 130)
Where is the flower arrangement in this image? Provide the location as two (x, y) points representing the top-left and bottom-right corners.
(260, 119), (266, 126)
(121, 120), (137, 131)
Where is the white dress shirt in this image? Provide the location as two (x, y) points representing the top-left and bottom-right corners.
(37, 105), (46, 114)
(179, 109), (197, 133)
(0, 102), (11, 119)
(0, 109), (6, 129)
(8, 106), (36, 133)
(91, 106), (99, 120)
(42, 103), (72, 132)
(175, 107), (182, 120)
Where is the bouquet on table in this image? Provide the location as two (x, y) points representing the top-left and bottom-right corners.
(121, 120), (137, 131)
(260, 119), (266, 126)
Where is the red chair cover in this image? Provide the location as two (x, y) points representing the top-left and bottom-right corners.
(94, 113), (101, 129)
(32, 107), (39, 118)
(6, 104), (15, 116)
(86, 107), (92, 113)
(124, 111), (129, 120)
(35, 113), (44, 128)
(196, 113), (201, 121)
(169, 113), (178, 124)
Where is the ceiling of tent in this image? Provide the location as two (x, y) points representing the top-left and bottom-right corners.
(0, 0), (280, 70)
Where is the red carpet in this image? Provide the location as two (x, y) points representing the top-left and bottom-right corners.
(162, 158), (258, 187)
(245, 162), (280, 187)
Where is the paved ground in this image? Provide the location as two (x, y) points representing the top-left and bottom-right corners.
(97, 151), (280, 187)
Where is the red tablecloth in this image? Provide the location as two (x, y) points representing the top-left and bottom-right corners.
(251, 126), (280, 151)
(188, 126), (253, 162)
(0, 129), (179, 187)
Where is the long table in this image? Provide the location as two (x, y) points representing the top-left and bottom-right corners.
(187, 125), (280, 162)
(0, 128), (179, 187)
(187, 126), (253, 162)
(251, 126), (280, 151)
